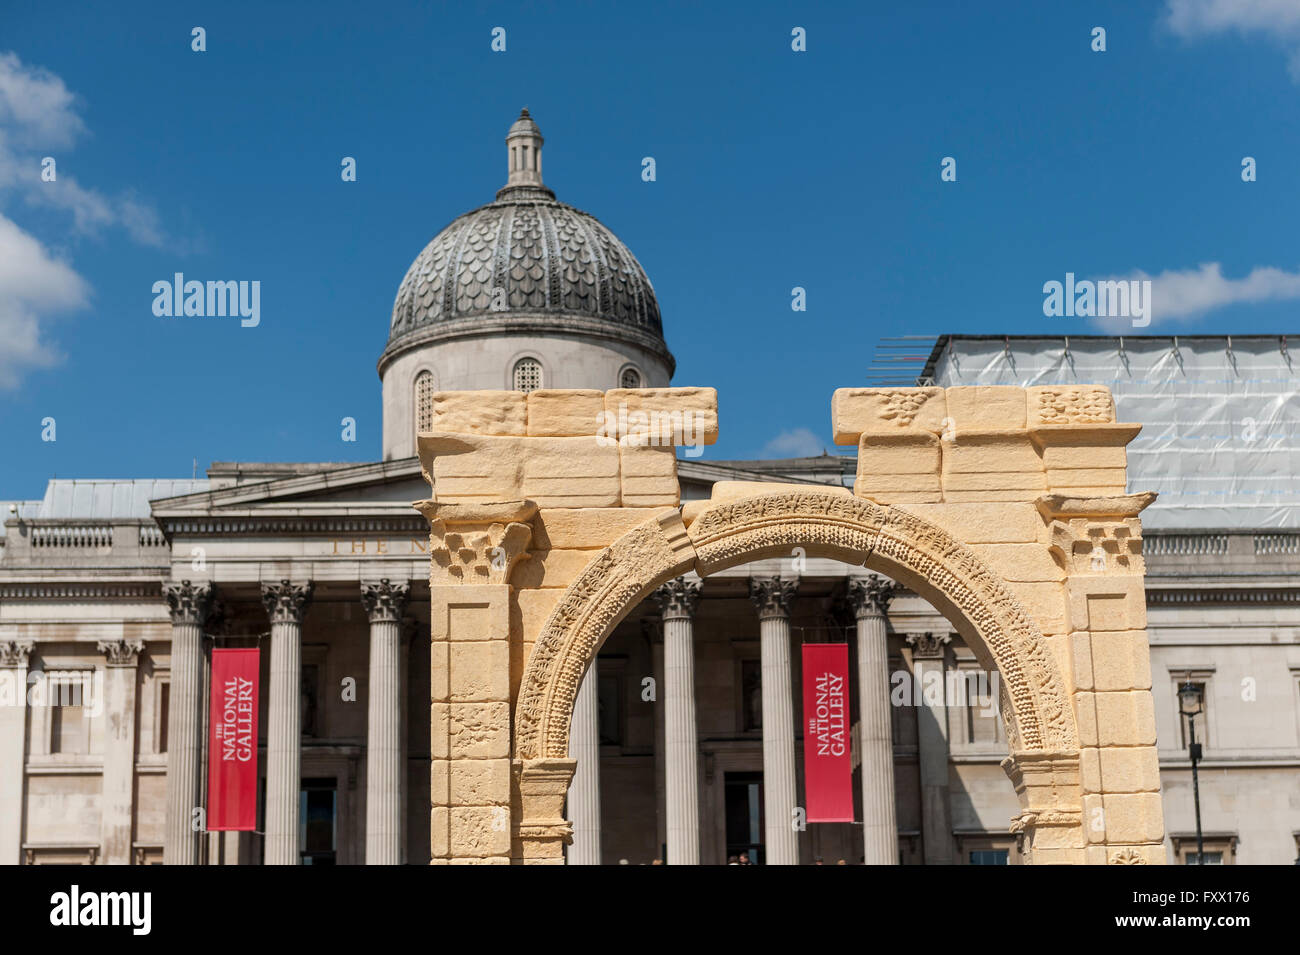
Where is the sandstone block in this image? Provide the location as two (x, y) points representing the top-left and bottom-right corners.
(941, 430), (1043, 473)
(1090, 630), (1152, 691)
(449, 641), (510, 702)
(944, 386), (1027, 430)
(619, 441), (680, 507)
(833, 388), (946, 443)
(526, 389), (604, 436)
(971, 543), (1063, 582)
(430, 759), (448, 805)
(858, 432), (940, 474)
(1080, 690), (1156, 746)
(511, 548), (602, 591)
(603, 387), (718, 445)
(1027, 386), (1116, 426)
(448, 702), (511, 758)
(900, 502), (1044, 543)
(531, 507), (672, 549)
(448, 806), (512, 857)
(449, 758), (511, 806)
(431, 391), (526, 435)
(1100, 792), (1164, 843)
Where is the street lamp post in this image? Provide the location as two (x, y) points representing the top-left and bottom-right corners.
(1178, 681), (1205, 865)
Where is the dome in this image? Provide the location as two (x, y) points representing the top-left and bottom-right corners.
(381, 110), (671, 373)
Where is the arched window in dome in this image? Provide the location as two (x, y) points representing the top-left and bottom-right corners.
(512, 357), (542, 394)
(619, 366), (642, 389)
(414, 370), (435, 435)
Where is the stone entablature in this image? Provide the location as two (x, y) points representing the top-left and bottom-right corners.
(416, 383), (1167, 865)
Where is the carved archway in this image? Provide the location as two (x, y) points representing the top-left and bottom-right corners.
(515, 489), (1077, 760)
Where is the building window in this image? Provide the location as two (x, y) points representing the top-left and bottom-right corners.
(158, 681), (170, 753)
(953, 666), (1001, 745)
(1171, 834), (1236, 864)
(741, 659), (762, 731)
(598, 671), (623, 746)
(969, 849), (1009, 865)
(414, 370), (435, 434)
(301, 664), (321, 738)
(619, 366), (642, 389)
(48, 670), (94, 755)
(512, 357), (542, 393)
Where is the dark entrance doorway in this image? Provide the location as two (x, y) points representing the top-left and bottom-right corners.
(300, 777), (337, 865)
(724, 771), (765, 864)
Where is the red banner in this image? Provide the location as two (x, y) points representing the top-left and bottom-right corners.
(801, 643), (854, 823)
(207, 648), (260, 831)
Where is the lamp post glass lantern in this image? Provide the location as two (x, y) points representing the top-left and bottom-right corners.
(1178, 680), (1205, 865)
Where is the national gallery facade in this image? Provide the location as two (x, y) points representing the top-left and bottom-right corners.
(2, 112), (1297, 865)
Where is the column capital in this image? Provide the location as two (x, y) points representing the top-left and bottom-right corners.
(847, 574), (900, 619)
(98, 639), (145, 667)
(906, 632), (951, 660)
(749, 576), (798, 620)
(163, 580), (214, 626)
(261, 579), (313, 625)
(653, 576), (702, 621)
(0, 640), (34, 668)
(361, 578), (411, 624)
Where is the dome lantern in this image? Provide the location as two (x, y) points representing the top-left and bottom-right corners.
(500, 108), (552, 199)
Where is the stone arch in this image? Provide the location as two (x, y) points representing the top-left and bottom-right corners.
(514, 489), (1078, 763)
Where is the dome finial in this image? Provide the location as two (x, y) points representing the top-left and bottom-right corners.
(504, 107), (545, 192)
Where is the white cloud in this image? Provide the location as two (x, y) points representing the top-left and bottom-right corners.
(1164, 0), (1300, 80)
(761, 428), (825, 458)
(0, 51), (165, 245)
(0, 52), (167, 386)
(1090, 262), (1300, 330)
(0, 213), (89, 388)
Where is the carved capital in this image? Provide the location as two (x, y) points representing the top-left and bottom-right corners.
(260, 580), (313, 625)
(0, 640), (35, 668)
(749, 576), (798, 620)
(906, 631), (950, 659)
(360, 578), (410, 624)
(847, 574), (899, 618)
(1048, 518), (1145, 576)
(163, 580), (213, 626)
(98, 638), (145, 667)
(512, 758), (575, 861)
(653, 576), (702, 620)
(415, 500), (537, 586)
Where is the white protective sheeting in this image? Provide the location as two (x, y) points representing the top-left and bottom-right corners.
(929, 336), (1300, 529)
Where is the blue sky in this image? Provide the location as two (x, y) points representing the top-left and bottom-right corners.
(3, 0), (1300, 497)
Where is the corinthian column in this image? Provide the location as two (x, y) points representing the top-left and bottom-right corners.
(908, 631), (954, 865)
(361, 579), (409, 865)
(566, 661), (602, 865)
(848, 575), (900, 865)
(750, 576), (799, 866)
(162, 581), (212, 865)
(98, 639), (144, 865)
(261, 580), (313, 865)
(0, 641), (34, 865)
(654, 576), (703, 865)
